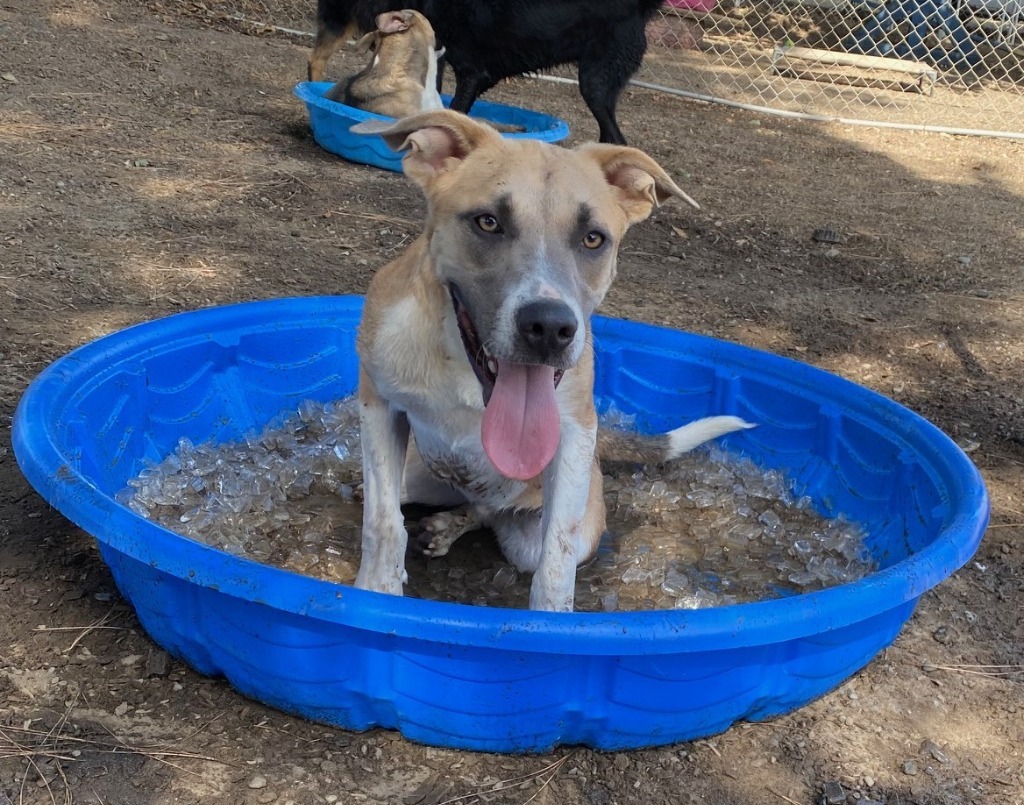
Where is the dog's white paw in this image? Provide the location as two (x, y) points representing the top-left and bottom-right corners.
(411, 508), (479, 558)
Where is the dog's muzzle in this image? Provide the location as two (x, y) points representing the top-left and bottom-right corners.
(449, 283), (567, 480)
(450, 284), (568, 405)
(515, 299), (578, 364)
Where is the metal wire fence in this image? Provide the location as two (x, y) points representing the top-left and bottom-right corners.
(194, 0), (1024, 138)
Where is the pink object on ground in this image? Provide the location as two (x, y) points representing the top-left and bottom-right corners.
(664, 0), (716, 12)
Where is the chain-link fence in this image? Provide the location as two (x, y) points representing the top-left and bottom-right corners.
(198, 0), (1024, 138)
(642, 0), (1024, 136)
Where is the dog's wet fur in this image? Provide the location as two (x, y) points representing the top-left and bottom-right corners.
(350, 110), (751, 611)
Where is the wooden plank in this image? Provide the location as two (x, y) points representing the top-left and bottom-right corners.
(773, 62), (933, 93)
(775, 45), (936, 76)
(661, 4), (749, 32)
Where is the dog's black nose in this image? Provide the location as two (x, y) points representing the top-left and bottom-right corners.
(516, 300), (578, 361)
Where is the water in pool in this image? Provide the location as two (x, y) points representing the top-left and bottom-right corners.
(117, 398), (875, 611)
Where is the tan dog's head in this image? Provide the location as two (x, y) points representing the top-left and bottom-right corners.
(354, 110), (696, 474)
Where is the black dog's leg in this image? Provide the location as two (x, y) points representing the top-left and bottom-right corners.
(449, 71), (491, 114)
(308, 0), (359, 81)
(308, 21), (347, 82)
(578, 68), (626, 145)
(578, 19), (649, 145)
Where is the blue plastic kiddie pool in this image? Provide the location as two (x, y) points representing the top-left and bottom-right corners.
(294, 82), (571, 171)
(13, 296), (988, 752)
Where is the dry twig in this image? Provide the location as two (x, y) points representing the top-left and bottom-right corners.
(434, 753), (574, 805)
(930, 664), (1022, 679)
(325, 208), (418, 228)
(767, 788), (805, 805)
(518, 754), (573, 805)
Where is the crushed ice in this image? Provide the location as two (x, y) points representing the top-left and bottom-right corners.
(120, 398), (875, 611)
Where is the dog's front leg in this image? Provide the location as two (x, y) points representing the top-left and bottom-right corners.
(354, 368), (410, 596)
(529, 419), (598, 612)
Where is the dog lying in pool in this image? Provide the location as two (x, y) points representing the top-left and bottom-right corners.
(325, 9), (444, 118)
(309, 0), (666, 144)
(351, 110), (752, 611)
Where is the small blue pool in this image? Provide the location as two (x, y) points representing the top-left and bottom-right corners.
(294, 82), (571, 171)
(13, 296), (988, 752)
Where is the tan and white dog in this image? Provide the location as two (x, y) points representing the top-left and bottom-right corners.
(351, 110), (752, 611)
(326, 10), (444, 119)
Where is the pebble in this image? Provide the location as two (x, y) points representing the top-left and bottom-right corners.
(932, 626), (954, 645)
(863, 776), (875, 788)
(113, 702), (129, 717)
(902, 760), (918, 776)
(822, 781), (845, 803)
(921, 739), (950, 764)
(145, 648), (171, 677)
(257, 793), (276, 804)
(248, 776), (268, 789)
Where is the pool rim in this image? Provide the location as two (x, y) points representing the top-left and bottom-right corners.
(292, 81), (572, 142)
(12, 295), (990, 656)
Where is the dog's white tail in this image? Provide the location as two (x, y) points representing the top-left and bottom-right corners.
(665, 416), (756, 459)
(597, 416), (755, 465)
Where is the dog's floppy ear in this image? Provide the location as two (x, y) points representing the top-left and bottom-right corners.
(375, 10), (413, 34)
(353, 30), (377, 53)
(351, 110), (502, 188)
(575, 144), (699, 223)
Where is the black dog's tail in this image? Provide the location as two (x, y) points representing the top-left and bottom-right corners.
(309, 0), (428, 81)
(598, 416), (755, 465)
(316, 0), (387, 38)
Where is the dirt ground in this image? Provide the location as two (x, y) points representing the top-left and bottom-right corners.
(1, 1), (1022, 803)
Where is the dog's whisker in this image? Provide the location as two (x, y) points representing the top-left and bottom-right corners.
(476, 338), (499, 367)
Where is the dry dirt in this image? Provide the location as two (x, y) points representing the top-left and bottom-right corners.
(1, 1), (1023, 804)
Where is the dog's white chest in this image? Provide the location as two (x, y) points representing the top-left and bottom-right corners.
(411, 421), (526, 507)
(369, 297), (526, 507)
(420, 50), (444, 111)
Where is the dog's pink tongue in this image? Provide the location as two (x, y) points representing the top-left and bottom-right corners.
(481, 361), (560, 481)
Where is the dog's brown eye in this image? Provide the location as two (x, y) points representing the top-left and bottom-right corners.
(582, 231), (605, 250)
(475, 214), (502, 234)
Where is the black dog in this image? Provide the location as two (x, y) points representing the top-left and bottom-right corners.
(307, 0), (664, 144)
